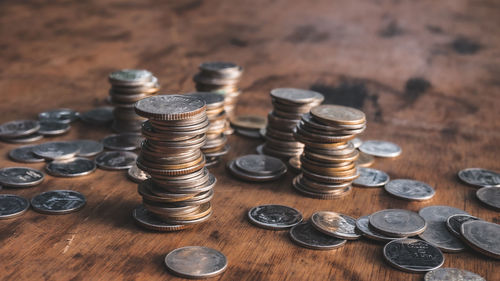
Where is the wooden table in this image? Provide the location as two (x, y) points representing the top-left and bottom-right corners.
(1, 0), (499, 280)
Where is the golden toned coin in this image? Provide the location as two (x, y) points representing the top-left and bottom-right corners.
(311, 105), (366, 126)
(311, 211), (361, 240)
(355, 151), (374, 167)
(230, 115), (267, 130)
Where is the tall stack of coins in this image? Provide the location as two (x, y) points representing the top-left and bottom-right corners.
(260, 88), (324, 159)
(186, 92), (230, 167)
(193, 62), (243, 117)
(108, 69), (160, 132)
(292, 105), (366, 199)
(133, 95), (215, 231)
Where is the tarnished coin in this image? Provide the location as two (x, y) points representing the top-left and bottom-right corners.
(8, 145), (45, 163)
(424, 268), (485, 281)
(458, 168), (500, 188)
(384, 179), (435, 201)
(310, 105), (366, 125)
(0, 120), (40, 138)
(248, 205), (303, 230)
(31, 190), (86, 214)
(418, 206), (468, 252)
(234, 154), (286, 176)
(359, 140), (402, 158)
(446, 214), (480, 238)
(476, 186), (500, 210)
(353, 167), (389, 187)
(46, 157), (96, 177)
(270, 88), (324, 104)
(95, 151), (137, 170)
(135, 95), (206, 120)
(72, 139), (104, 157)
(165, 246), (227, 279)
(350, 137), (363, 148)
(289, 221), (347, 250)
(127, 163), (150, 183)
(102, 133), (143, 151)
(38, 108), (79, 124)
(109, 69), (153, 85)
(383, 238), (444, 273)
(33, 141), (80, 160)
(355, 216), (398, 242)
(38, 121), (70, 136)
(355, 152), (374, 167)
(79, 106), (114, 125)
(311, 211), (361, 240)
(0, 194), (29, 219)
(461, 220), (500, 259)
(0, 167), (44, 187)
(230, 115), (267, 130)
(133, 205), (187, 232)
(369, 209), (427, 237)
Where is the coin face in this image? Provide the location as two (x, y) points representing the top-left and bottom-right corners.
(135, 95), (206, 120)
(109, 69), (152, 84)
(200, 61), (241, 73)
(228, 159), (286, 182)
(384, 179), (435, 201)
(165, 246), (227, 279)
(446, 214), (480, 238)
(461, 220), (500, 259)
(476, 186), (500, 210)
(235, 154), (286, 176)
(0, 120), (40, 138)
(102, 133), (143, 151)
(248, 205), (303, 230)
(458, 168), (500, 187)
(38, 121), (70, 136)
(355, 216), (397, 242)
(0, 167), (44, 187)
(0, 194), (29, 219)
(369, 209), (427, 237)
(353, 167), (389, 187)
(31, 190), (86, 214)
(230, 115), (267, 130)
(311, 211), (361, 240)
(289, 221), (347, 250)
(46, 157), (96, 177)
(424, 268), (485, 281)
(8, 145), (45, 163)
(310, 105), (366, 125)
(418, 206), (468, 252)
(38, 108), (79, 124)
(72, 139), (104, 157)
(383, 238), (444, 273)
(79, 107), (114, 125)
(33, 141), (80, 160)
(127, 163), (150, 183)
(359, 140), (402, 158)
(95, 151), (137, 170)
(270, 88), (324, 104)
(133, 205), (187, 232)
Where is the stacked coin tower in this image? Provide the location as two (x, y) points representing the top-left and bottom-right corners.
(186, 92), (230, 167)
(261, 88), (324, 159)
(134, 95), (215, 231)
(108, 69), (160, 132)
(193, 62), (243, 116)
(292, 105), (366, 199)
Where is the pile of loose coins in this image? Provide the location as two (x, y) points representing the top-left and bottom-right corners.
(108, 69), (160, 132)
(228, 154), (287, 182)
(133, 95), (215, 231)
(292, 105), (366, 199)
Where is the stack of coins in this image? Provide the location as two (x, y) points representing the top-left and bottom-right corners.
(260, 88), (324, 159)
(186, 92), (230, 167)
(292, 105), (366, 199)
(108, 69), (160, 132)
(193, 62), (243, 116)
(133, 95), (215, 231)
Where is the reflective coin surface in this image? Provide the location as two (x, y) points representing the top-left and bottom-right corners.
(8, 145), (45, 163)
(458, 168), (500, 188)
(2, 132), (43, 143)
(270, 88), (324, 104)
(31, 190), (86, 214)
(384, 179), (435, 201)
(248, 204), (303, 230)
(446, 214), (480, 238)
(38, 121), (70, 136)
(72, 139), (104, 157)
(289, 221), (347, 250)
(134, 95), (206, 120)
(165, 246), (227, 278)
(127, 163), (150, 183)
(353, 167), (389, 187)
(369, 209), (427, 237)
(310, 105), (366, 125)
(350, 137), (363, 148)
(0, 194), (29, 219)
(33, 141), (80, 160)
(95, 151), (137, 170)
(79, 106), (114, 125)
(311, 211), (361, 240)
(235, 154), (286, 176)
(0, 167), (44, 187)
(0, 120), (40, 138)
(355, 216), (398, 242)
(359, 140), (402, 158)
(424, 268), (485, 281)
(46, 157), (96, 177)
(476, 186), (500, 210)
(230, 115), (267, 130)
(418, 206), (468, 252)
(383, 238), (444, 273)
(461, 220), (500, 259)
(102, 133), (143, 151)
(133, 205), (187, 232)
(109, 69), (152, 84)
(38, 108), (79, 124)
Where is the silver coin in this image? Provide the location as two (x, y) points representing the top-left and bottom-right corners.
(38, 108), (79, 124)
(8, 145), (45, 163)
(1, 132), (43, 143)
(235, 154), (286, 176)
(0, 194), (29, 219)
(31, 190), (86, 214)
(95, 151), (137, 170)
(446, 214), (480, 238)
(289, 221), (347, 250)
(369, 209), (427, 237)
(109, 69), (153, 85)
(353, 167), (390, 187)
(383, 238), (444, 273)
(476, 186), (500, 210)
(33, 141), (80, 160)
(71, 140), (103, 157)
(127, 163), (150, 183)
(461, 220), (500, 259)
(355, 216), (398, 242)
(0, 120), (40, 138)
(227, 160), (286, 182)
(0, 167), (44, 187)
(132, 205), (186, 232)
(46, 157), (96, 177)
(248, 204), (303, 230)
(102, 133), (143, 151)
(424, 268), (485, 281)
(165, 246), (227, 279)
(311, 211), (361, 240)
(359, 140), (402, 158)
(458, 168), (500, 188)
(418, 206), (468, 252)
(38, 121), (70, 136)
(270, 88), (324, 104)
(384, 179), (435, 201)
(79, 107), (114, 125)
(350, 137), (363, 148)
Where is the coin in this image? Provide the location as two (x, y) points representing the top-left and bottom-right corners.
(0, 167), (44, 187)
(38, 121), (70, 136)
(31, 190), (86, 214)
(446, 214), (480, 238)
(33, 141), (80, 160)
(384, 179), (435, 201)
(369, 209), (427, 237)
(310, 105), (366, 125)
(311, 211), (361, 240)
(270, 88), (324, 104)
(0, 120), (40, 138)
(248, 204), (303, 230)
(355, 152), (374, 167)
(424, 268), (485, 281)
(350, 137), (363, 148)
(227, 159), (286, 182)
(236, 128), (263, 138)
(2, 132), (43, 143)
(127, 163), (150, 183)
(135, 95), (206, 120)
(109, 69), (153, 85)
(353, 167), (389, 187)
(234, 154), (287, 176)
(359, 140), (402, 158)
(165, 246), (227, 278)
(383, 238), (444, 273)
(461, 220), (500, 259)
(458, 168), (500, 188)
(231, 115), (267, 130)
(288, 156), (301, 173)
(0, 194), (29, 219)
(289, 221), (347, 250)
(8, 145), (45, 163)
(418, 206), (468, 252)
(46, 157), (96, 177)
(476, 186), (500, 210)
(355, 216), (398, 242)
(38, 108), (79, 124)
(132, 205), (187, 231)
(71, 139), (104, 157)
(95, 151), (137, 170)
(102, 133), (143, 151)
(79, 106), (114, 125)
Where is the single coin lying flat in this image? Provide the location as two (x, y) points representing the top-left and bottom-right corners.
(31, 190), (86, 215)
(248, 204), (303, 230)
(164, 246), (227, 279)
(383, 238), (444, 273)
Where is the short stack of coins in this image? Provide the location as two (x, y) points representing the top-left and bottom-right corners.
(186, 92), (230, 167)
(292, 105), (366, 199)
(261, 88), (324, 159)
(108, 69), (160, 132)
(193, 62), (243, 117)
(133, 95), (215, 231)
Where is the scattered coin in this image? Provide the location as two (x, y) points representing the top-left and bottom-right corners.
(418, 206), (468, 252)
(8, 145), (45, 163)
(102, 133), (143, 151)
(0, 194), (30, 219)
(446, 214), (480, 238)
(424, 268), (485, 281)
(79, 106), (114, 125)
(46, 157), (96, 177)
(33, 141), (80, 160)
(38, 108), (79, 124)
(0, 120), (40, 138)
(476, 186), (500, 210)
(165, 246), (227, 279)
(355, 216), (398, 242)
(127, 163), (150, 183)
(311, 211), (361, 240)
(228, 154), (287, 182)
(289, 221), (347, 250)
(384, 179), (435, 201)
(0, 167), (44, 188)
(458, 168), (500, 188)
(369, 209), (427, 237)
(383, 238), (444, 273)
(38, 121), (70, 136)
(248, 204), (303, 230)
(31, 190), (86, 214)
(132, 205), (188, 232)
(72, 139), (104, 157)
(461, 220), (500, 259)
(359, 140), (402, 158)
(95, 151), (137, 170)
(1, 132), (43, 143)
(353, 167), (389, 187)
(355, 151), (374, 167)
